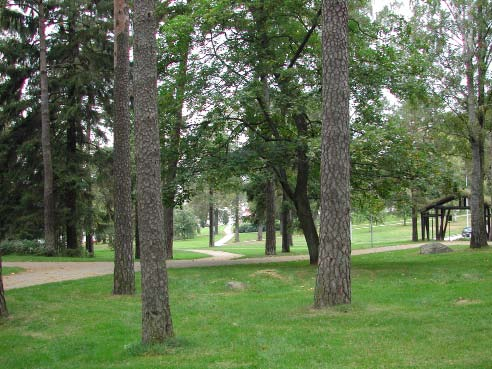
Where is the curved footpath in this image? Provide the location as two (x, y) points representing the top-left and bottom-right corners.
(1, 242), (439, 290)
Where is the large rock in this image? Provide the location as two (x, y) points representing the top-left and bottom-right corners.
(226, 281), (247, 290)
(420, 242), (454, 255)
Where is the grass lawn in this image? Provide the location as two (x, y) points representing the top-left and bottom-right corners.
(2, 267), (24, 275)
(1, 246), (491, 368)
(2, 219), (470, 262)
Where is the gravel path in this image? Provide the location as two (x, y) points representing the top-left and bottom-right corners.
(3, 242), (434, 290)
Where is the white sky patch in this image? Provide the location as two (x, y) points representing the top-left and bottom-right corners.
(372, 0), (412, 19)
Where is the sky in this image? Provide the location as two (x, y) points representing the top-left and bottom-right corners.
(372, 0), (412, 18)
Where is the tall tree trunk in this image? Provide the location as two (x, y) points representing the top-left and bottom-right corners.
(65, 14), (80, 251)
(265, 179), (276, 255)
(214, 208), (219, 235)
(134, 0), (173, 343)
(66, 119), (78, 250)
(162, 41), (189, 260)
(113, 0), (135, 295)
(85, 124), (94, 256)
(465, 16), (488, 248)
(209, 187), (215, 247)
(0, 254), (7, 318)
(411, 189), (419, 242)
(234, 193), (240, 242)
(39, 0), (55, 255)
(314, 0), (351, 308)
(135, 200), (140, 259)
(281, 193), (292, 253)
(257, 223), (263, 241)
(163, 207), (174, 259)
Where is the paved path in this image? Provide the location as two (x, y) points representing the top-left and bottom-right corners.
(3, 242), (442, 290)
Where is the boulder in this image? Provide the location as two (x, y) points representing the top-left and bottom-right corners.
(226, 281), (246, 290)
(420, 242), (454, 255)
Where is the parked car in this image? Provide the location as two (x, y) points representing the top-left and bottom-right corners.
(462, 227), (472, 238)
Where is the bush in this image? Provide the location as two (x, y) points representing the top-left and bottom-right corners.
(238, 222), (281, 233)
(0, 239), (52, 256)
(174, 209), (199, 240)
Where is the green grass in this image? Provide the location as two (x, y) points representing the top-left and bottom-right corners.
(2, 267), (24, 275)
(3, 242), (210, 262)
(1, 246), (491, 368)
(2, 218), (470, 262)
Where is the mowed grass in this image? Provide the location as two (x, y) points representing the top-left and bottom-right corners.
(1, 246), (491, 369)
(2, 267), (24, 275)
(2, 218), (470, 262)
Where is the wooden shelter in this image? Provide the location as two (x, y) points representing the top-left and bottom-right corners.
(420, 194), (491, 241)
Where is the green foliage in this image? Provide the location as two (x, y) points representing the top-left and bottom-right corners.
(173, 208), (199, 240)
(0, 239), (51, 256)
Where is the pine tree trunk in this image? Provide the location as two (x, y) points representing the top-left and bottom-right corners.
(265, 179), (276, 255)
(134, 0), (173, 343)
(65, 14), (80, 251)
(39, 0), (56, 255)
(209, 187), (215, 247)
(113, 0), (135, 295)
(135, 201), (140, 260)
(314, 0), (351, 308)
(85, 125), (94, 256)
(0, 254), (7, 317)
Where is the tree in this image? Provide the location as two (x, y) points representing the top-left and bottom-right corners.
(113, 0), (135, 295)
(314, 0), (351, 307)
(134, 0), (173, 343)
(265, 178), (276, 255)
(0, 254), (7, 317)
(412, 0), (492, 248)
(280, 193), (293, 253)
(39, 0), (55, 255)
(234, 193), (240, 242)
(208, 187), (215, 247)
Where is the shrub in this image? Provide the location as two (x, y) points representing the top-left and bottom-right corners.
(174, 209), (199, 240)
(0, 239), (51, 256)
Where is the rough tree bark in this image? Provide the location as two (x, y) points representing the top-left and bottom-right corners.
(0, 254), (7, 317)
(265, 179), (276, 255)
(39, 0), (56, 255)
(135, 201), (140, 259)
(134, 0), (173, 343)
(314, 0), (351, 307)
(113, 0), (135, 295)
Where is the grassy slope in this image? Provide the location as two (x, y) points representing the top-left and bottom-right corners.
(2, 267), (24, 275)
(1, 246), (491, 369)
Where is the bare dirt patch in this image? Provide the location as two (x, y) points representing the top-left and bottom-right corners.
(250, 269), (286, 280)
(455, 298), (481, 305)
